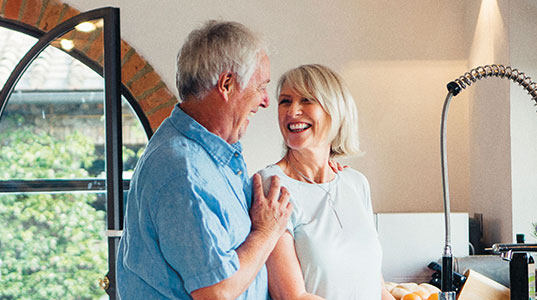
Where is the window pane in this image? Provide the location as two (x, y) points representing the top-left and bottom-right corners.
(0, 20), (148, 299)
(0, 192), (108, 299)
(0, 27), (38, 85)
(0, 24), (147, 181)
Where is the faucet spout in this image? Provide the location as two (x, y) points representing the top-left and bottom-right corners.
(488, 243), (537, 253)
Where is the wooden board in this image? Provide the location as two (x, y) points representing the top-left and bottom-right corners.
(457, 269), (510, 300)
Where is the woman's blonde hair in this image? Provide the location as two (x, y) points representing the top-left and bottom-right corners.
(276, 64), (361, 157)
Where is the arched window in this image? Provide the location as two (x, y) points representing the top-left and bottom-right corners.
(0, 8), (155, 299)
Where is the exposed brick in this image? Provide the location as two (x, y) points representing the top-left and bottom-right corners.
(139, 86), (174, 112)
(84, 30), (104, 62)
(126, 63), (151, 88)
(38, 0), (63, 31)
(4, 0), (22, 19)
(96, 52), (104, 65)
(139, 81), (166, 101)
(120, 39), (133, 65)
(0, 0), (6, 17)
(122, 52), (147, 84)
(57, 4), (78, 23)
(147, 95), (177, 115)
(71, 30), (92, 51)
(148, 104), (175, 130)
(80, 28), (101, 53)
(0, 0), (176, 131)
(58, 29), (74, 41)
(130, 71), (162, 98)
(55, 2), (67, 23)
(20, 0), (42, 26)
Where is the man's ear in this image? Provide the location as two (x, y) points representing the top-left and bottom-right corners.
(217, 71), (235, 101)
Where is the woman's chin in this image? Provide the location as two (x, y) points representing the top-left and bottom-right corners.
(285, 142), (311, 152)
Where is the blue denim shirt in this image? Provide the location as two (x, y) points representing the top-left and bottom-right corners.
(116, 105), (268, 299)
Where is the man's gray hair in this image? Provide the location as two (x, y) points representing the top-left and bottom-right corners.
(176, 20), (265, 101)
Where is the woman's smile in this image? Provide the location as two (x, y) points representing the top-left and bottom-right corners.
(288, 122), (312, 132)
(278, 86), (331, 151)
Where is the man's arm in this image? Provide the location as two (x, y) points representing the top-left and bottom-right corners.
(190, 174), (292, 300)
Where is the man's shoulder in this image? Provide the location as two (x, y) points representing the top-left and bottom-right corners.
(145, 125), (205, 160)
(134, 131), (212, 184)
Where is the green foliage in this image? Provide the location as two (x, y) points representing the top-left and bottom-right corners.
(0, 123), (107, 299)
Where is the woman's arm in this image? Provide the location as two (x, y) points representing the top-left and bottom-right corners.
(266, 232), (324, 300)
(381, 276), (396, 300)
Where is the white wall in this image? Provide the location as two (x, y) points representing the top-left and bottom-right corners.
(376, 213), (469, 283)
(466, 0), (513, 246)
(463, 0), (537, 245)
(510, 0), (537, 244)
(63, 0), (473, 216)
(459, 0), (537, 246)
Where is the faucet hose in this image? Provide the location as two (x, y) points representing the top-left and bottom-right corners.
(440, 64), (537, 294)
(447, 64), (537, 105)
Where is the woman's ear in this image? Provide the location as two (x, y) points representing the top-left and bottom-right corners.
(217, 71), (235, 101)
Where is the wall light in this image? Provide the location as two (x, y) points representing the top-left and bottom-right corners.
(75, 21), (97, 33)
(60, 39), (75, 51)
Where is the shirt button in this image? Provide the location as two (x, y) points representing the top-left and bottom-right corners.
(234, 153), (239, 158)
(236, 170), (243, 175)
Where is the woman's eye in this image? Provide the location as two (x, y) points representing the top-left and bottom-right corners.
(278, 99), (290, 105)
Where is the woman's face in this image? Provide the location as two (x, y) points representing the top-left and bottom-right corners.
(278, 85), (332, 153)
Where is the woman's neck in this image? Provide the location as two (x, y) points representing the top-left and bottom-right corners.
(278, 149), (334, 184)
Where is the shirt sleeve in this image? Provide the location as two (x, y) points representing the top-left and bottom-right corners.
(358, 172), (377, 231)
(362, 175), (374, 216)
(151, 176), (240, 294)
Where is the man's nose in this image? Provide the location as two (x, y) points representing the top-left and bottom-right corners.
(260, 92), (269, 108)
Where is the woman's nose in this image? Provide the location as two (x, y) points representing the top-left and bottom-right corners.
(287, 102), (302, 116)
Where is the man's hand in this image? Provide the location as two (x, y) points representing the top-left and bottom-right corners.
(191, 174), (292, 300)
(328, 160), (347, 173)
(250, 174), (292, 238)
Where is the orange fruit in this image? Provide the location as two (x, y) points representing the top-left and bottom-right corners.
(402, 293), (423, 300)
(427, 293), (439, 300)
(414, 289), (429, 299)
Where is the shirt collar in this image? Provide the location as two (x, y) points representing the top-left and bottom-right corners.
(169, 105), (242, 165)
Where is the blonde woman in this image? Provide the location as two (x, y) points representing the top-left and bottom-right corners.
(258, 64), (394, 300)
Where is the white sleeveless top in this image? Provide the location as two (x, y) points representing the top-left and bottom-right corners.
(258, 165), (383, 300)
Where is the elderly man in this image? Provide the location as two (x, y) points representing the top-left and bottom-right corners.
(116, 20), (292, 300)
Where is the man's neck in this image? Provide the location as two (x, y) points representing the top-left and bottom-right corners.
(179, 92), (232, 143)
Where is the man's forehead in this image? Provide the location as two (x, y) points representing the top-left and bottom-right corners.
(257, 53), (270, 81)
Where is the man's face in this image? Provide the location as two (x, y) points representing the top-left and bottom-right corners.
(227, 52), (270, 144)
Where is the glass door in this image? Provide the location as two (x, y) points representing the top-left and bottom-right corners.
(0, 8), (146, 299)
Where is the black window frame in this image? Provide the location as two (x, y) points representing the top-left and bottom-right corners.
(0, 7), (151, 298)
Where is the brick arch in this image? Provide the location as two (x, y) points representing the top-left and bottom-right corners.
(0, 0), (177, 131)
